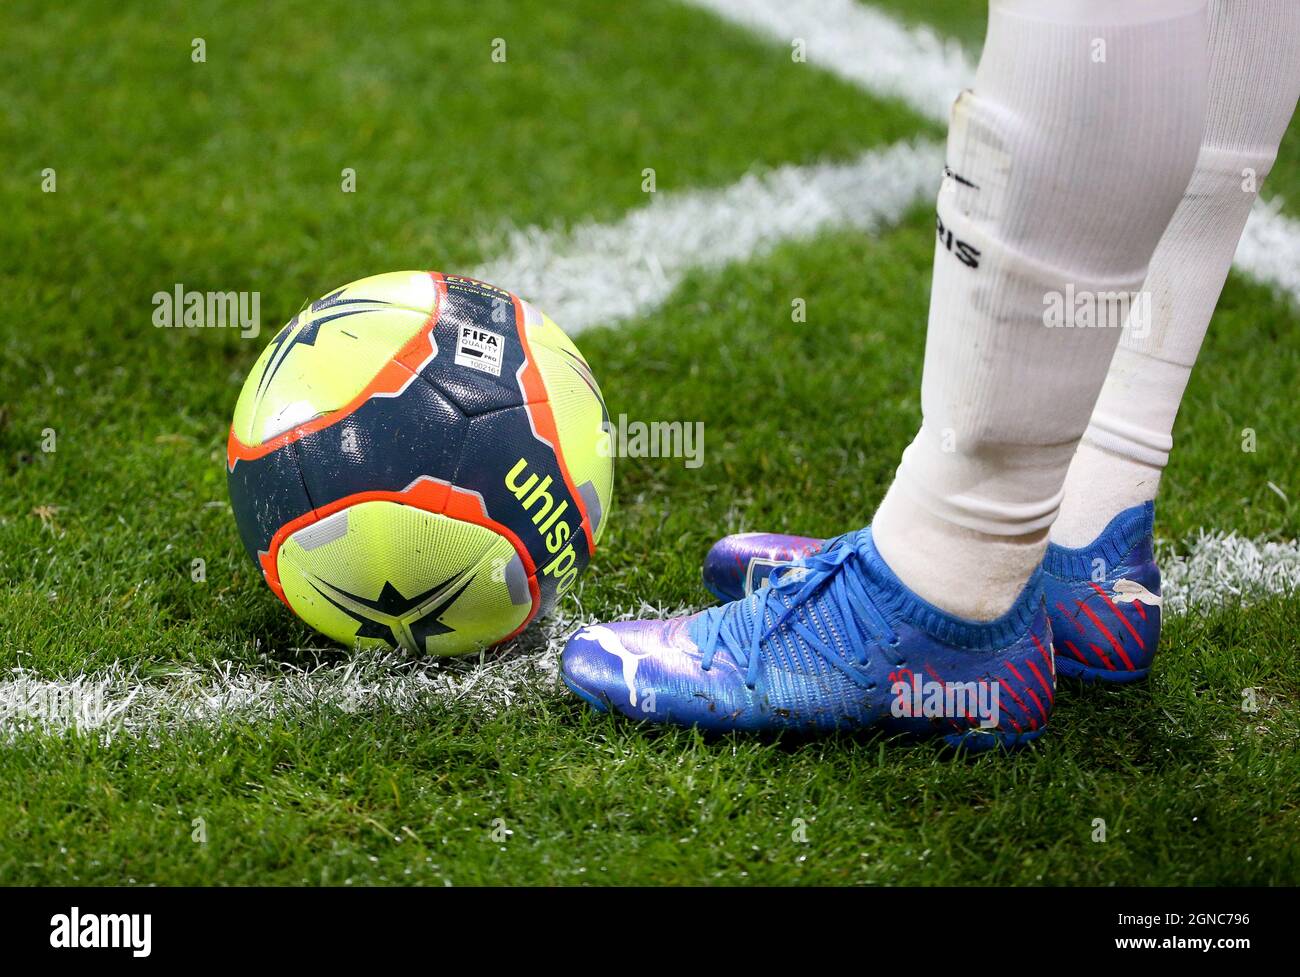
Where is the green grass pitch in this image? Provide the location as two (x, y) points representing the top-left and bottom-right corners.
(1, 0), (1297, 884)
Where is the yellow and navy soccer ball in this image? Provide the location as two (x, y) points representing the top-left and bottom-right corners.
(226, 272), (613, 656)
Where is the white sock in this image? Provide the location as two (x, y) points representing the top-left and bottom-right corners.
(1053, 0), (1300, 548)
(874, 0), (1209, 621)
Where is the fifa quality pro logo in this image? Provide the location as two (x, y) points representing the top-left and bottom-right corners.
(454, 324), (505, 377)
(505, 457), (582, 593)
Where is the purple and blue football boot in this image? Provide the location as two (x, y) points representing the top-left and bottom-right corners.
(702, 502), (1162, 684)
(1040, 502), (1162, 682)
(561, 527), (1055, 750)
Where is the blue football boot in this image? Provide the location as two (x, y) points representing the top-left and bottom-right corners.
(1040, 502), (1161, 682)
(562, 527), (1055, 750)
(702, 502), (1161, 684)
(703, 532), (825, 603)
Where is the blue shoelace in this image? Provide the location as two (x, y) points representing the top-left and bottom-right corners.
(695, 530), (899, 690)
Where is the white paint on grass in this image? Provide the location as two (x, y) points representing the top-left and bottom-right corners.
(0, 647), (558, 742)
(473, 139), (942, 333)
(1159, 531), (1300, 617)
(0, 602), (685, 741)
(3, 535), (1296, 739)
(1236, 199), (1300, 306)
(686, 0), (969, 124)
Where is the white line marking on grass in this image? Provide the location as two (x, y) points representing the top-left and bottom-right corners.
(1236, 199), (1300, 305)
(473, 140), (943, 333)
(1159, 532), (1300, 617)
(677, 0), (1300, 306)
(0, 602), (683, 741)
(4, 536), (1296, 739)
(685, 0), (969, 124)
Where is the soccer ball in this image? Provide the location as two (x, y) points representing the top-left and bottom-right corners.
(226, 272), (613, 656)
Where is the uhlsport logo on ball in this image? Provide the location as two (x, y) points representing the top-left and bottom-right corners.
(226, 271), (614, 656)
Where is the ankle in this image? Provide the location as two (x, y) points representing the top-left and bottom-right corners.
(1052, 440), (1161, 548)
(872, 485), (1047, 622)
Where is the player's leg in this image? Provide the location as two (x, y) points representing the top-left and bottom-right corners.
(870, 0), (1208, 623)
(704, 1), (1298, 685)
(1053, 1), (1300, 546)
(562, 0), (1209, 744)
(1036, 0), (1300, 680)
